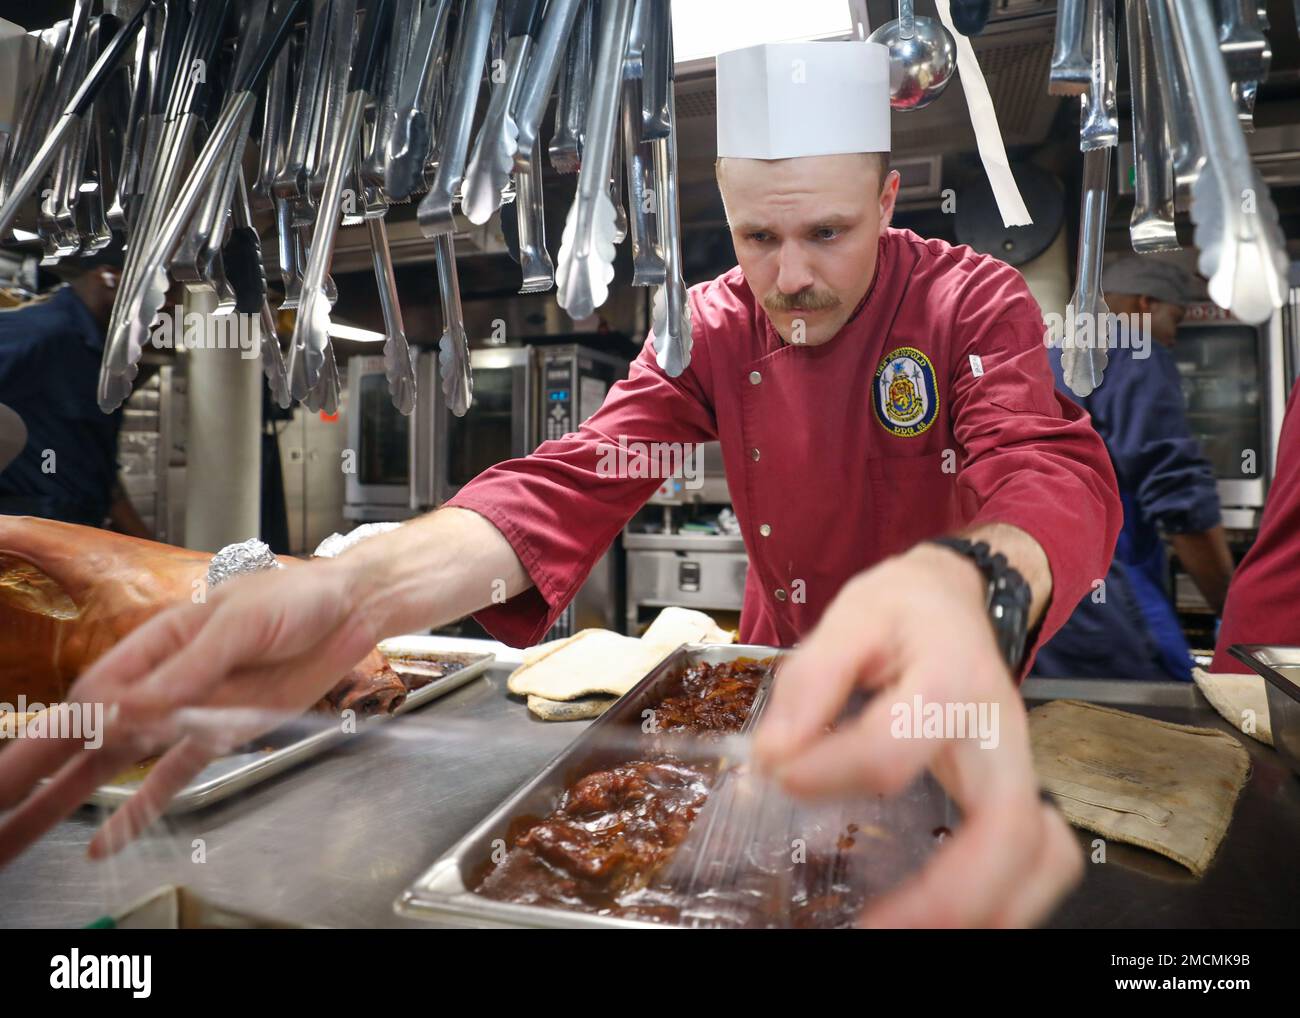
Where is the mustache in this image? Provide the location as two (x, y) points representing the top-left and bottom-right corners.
(763, 288), (842, 313)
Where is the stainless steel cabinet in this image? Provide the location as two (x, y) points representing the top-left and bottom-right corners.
(279, 398), (350, 556)
(624, 532), (748, 634)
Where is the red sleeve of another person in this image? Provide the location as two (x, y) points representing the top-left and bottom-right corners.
(1212, 380), (1300, 671)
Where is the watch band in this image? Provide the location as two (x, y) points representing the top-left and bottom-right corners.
(928, 536), (1033, 672)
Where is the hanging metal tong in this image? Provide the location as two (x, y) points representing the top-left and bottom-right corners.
(1079, 0), (1117, 151)
(287, 0), (397, 396)
(510, 0), (584, 174)
(369, 211), (417, 415)
(416, 0), (497, 237)
(0, 0), (154, 240)
(1124, 0), (1177, 253)
(548, 0), (593, 174)
(1048, 0), (1090, 96)
(99, 0), (231, 411)
(1165, 0), (1288, 324)
(99, 0), (303, 412)
(555, 0), (636, 320)
(384, 0), (455, 201)
(462, 0), (546, 224)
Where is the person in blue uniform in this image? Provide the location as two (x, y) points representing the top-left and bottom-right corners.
(0, 257), (150, 534)
(1034, 256), (1234, 681)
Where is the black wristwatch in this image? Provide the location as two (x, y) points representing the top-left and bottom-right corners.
(927, 537), (1034, 672)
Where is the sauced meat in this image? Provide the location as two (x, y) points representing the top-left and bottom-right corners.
(476, 759), (712, 910)
(475, 660), (765, 915)
(472, 658), (927, 927)
(650, 660), (765, 733)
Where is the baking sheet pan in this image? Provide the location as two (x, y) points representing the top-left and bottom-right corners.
(1227, 644), (1300, 778)
(397, 643), (774, 929)
(87, 649), (494, 815)
(398, 643), (952, 929)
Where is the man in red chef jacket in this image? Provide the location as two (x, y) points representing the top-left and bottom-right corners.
(0, 41), (1118, 926)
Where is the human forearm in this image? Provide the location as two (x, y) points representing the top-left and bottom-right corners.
(755, 519), (1082, 926)
(949, 341), (1121, 660)
(1169, 526), (1234, 615)
(947, 521), (1054, 628)
(333, 507), (532, 640)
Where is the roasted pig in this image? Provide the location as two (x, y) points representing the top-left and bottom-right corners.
(0, 516), (407, 716)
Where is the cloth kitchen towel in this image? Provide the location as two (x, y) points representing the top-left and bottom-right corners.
(1028, 699), (1251, 876)
(1192, 667), (1273, 746)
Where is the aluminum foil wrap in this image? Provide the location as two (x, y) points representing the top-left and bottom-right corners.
(313, 522), (403, 559)
(206, 538), (284, 589)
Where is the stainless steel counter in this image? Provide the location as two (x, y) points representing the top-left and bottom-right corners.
(0, 668), (1297, 928)
(1030, 679), (1300, 929)
(0, 663), (587, 929)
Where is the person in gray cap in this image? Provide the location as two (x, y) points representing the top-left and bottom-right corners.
(1034, 255), (1234, 681)
(1104, 254), (1203, 350)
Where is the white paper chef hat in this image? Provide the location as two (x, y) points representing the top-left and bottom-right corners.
(715, 41), (891, 160)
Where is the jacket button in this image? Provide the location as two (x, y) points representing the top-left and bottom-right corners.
(759, 524), (771, 537)
(750, 447), (760, 461)
(749, 370), (762, 385)
(774, 588), (787, 601)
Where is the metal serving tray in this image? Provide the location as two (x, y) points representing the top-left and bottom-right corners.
(88, 650), (494, 815)
(396, 642), (776, 929)
(1228, 644), (1300, 779)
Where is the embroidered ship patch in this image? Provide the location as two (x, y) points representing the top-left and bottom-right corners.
(873, 346), (939, 437)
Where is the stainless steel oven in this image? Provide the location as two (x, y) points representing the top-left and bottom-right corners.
(406, 343), (625, 506)
(345, 343), (628, 635)
(345, 353), (417, 515)
(1172, 298), (1292, 527)
(415, 346), (534, 506)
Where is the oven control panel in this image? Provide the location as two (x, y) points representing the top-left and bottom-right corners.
(543, 359), (574, 441)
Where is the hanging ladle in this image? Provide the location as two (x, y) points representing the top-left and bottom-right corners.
(868, 0), (957, 111)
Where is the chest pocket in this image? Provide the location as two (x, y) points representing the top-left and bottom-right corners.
(868, 453), (962, 560)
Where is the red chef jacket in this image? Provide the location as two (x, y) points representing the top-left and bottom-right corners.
(448, 227), (1121, 667)
(1211, 379), (1300, 672)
